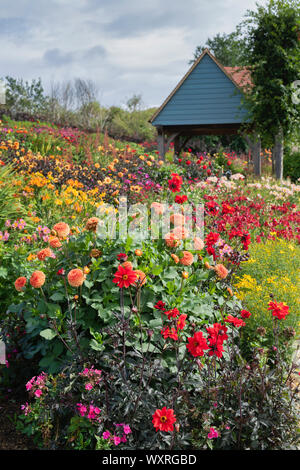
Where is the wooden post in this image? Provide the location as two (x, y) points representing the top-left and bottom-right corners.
(274, 128), (284, 181)
(244, 133), (261, 177)
(157, 127), (165, 160)
(174, 135), (180, 156)
(253, 134), (261, 177)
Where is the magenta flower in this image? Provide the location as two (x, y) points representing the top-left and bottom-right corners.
(207, 427), (219, 439)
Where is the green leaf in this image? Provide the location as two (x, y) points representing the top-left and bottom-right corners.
(40, 328), (57, 340)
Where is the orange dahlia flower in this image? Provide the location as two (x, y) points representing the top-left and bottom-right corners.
(164, 232), (180, 248)
(134, 269), (147, 287)
(214, 264), (228, 279)
(85, 217), (99, 232)
(170, 213), (185, 226)
(151, 202), (165, 215)
(122, 261), (133, 270)
(172, 226), (189, 240)
(193, 237), (204, 250)
(37, 247), (54, 261)
(49, 236), (62, 248)
(179, 251), (194, 266)
(67, 268), (86, 287)
(53, 222), (70, 239)
(30, 271), (46, 288)
(14, 277), (27, 292)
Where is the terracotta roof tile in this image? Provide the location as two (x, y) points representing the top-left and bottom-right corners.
(224, 66), (252, 91)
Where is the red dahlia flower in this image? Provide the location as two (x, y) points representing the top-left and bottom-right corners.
(175, 194), (188, 204)
(241, 309), (251, 319)
(168, 173), (182, 193)
(186, 331), (209, 357)
(154, 301), (166, 311)
(164, 307), (180, 320)
(224, 315), (245, 328)
(152, 407), (176, 432)
(161, 326), (178, 341)
(113, 265), (137, 288)
(177, 314), (187, 330)
(207, 337), (225, 358)
(268, 301), (289, 320)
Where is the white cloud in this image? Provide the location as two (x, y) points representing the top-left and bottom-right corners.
(0, 0), (268, 107)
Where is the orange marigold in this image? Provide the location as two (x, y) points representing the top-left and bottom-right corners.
(14, 277), (27, 292)
(179, 251), (194, 266)
(52, 222), (70, 239)
(30, 271), (46, 288)
(67, 269), (86, 287)
(214, 264), (228, 279)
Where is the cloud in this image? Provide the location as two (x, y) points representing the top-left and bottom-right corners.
(0, 0), (267, 107)
(44, 48), (75, 66)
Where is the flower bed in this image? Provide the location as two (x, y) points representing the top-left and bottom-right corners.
(0, 120), (299, 450)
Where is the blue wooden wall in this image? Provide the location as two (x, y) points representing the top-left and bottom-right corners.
(152, 54), (249, 126)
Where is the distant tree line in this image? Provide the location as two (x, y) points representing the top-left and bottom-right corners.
(0, 76), (157, 143)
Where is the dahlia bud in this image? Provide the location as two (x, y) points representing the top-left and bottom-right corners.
(90, 249), (102, 258)
(257, 326), (266, 336)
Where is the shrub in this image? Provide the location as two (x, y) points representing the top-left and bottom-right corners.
(283, 150), (300, 183)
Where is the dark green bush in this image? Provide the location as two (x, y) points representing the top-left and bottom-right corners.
(283, 150), (300, 182)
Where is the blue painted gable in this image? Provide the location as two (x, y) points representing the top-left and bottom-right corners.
(152, 53), (249, 126)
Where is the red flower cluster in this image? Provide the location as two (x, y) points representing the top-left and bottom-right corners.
(168, 173), (183, 193)
(157, 302), (187, 341)
(186, 331), (209, 357)
(229, 228), (251, 251)
(268, 301), (289, 320)
(175, 194), (188, 204)
(206, 323), (228, 358)
(205, 231), (220, 259)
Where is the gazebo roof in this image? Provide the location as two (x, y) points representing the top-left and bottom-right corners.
(150, 49), (251, 127)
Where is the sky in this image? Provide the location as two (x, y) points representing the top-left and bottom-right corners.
(0, 0), (266, 109)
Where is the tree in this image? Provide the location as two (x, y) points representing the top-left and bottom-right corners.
(242, 0), (300, 180)
(3, 76), (47, 117)
(190, 30), (248, 66)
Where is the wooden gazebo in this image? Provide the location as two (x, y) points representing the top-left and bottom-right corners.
(149, 49), (261, 174)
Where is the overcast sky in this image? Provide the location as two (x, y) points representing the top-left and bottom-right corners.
(0, 0), (266, 108)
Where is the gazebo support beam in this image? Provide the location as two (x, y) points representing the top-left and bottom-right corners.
(245, 133), (261, 177)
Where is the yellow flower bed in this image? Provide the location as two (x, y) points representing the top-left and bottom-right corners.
(233, 237), (300, 332)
